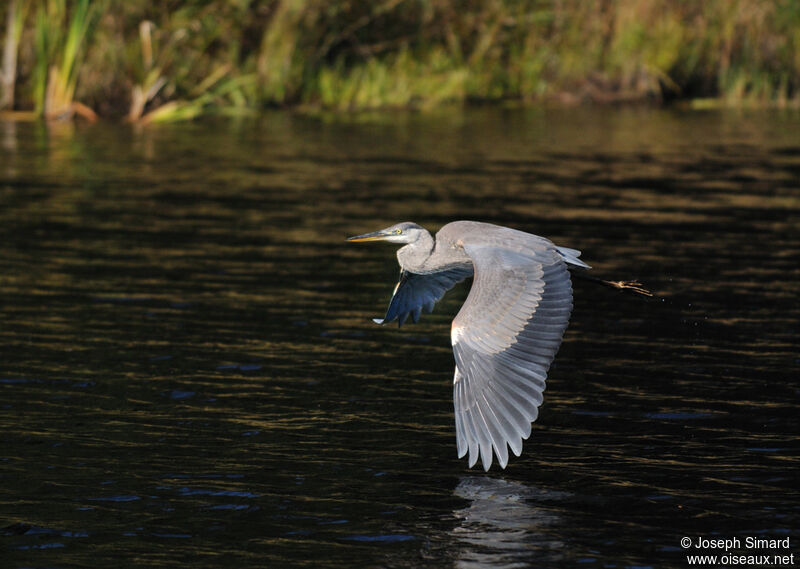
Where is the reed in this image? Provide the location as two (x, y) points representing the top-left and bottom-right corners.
(124, 20), (256, 123)
(139, 70), (256, 123)
(32, 0), (98, 120)
(310, 48), (468, 110)
(1, 0), (28, 110)
(2, 0), (798, 120)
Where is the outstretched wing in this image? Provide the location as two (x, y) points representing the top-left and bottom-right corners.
(452, 243), (573, 470)
(375, 267), (473, 327)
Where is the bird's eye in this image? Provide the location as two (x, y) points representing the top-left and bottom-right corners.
(394, 229), (403, 234)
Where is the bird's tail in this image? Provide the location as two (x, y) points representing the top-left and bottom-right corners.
(557, 246), (591, 269)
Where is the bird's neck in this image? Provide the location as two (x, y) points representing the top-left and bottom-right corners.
(397, 230), (435, 273)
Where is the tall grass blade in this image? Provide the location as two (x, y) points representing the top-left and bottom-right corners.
(1, 0), (29, 110)
(32, 0), (96, 120)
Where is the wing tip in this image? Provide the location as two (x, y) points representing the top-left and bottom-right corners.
(557, 246), (591, 269)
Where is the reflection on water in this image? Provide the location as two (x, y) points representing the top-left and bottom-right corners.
(0, 108), (798, 568)
(453, 477), (566, 568)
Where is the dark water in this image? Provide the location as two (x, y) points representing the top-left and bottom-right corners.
(1, 108), (798, 568)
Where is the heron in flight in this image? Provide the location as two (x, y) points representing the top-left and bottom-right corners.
(348, 221), (649, 471)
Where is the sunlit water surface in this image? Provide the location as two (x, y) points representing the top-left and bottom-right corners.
(1, 108), (798, 568)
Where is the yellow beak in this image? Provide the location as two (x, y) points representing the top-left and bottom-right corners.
(346, 230), (390, 242)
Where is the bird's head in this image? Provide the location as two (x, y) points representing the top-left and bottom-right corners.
(347, 222), (427, 245)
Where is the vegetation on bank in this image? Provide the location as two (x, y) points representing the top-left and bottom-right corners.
(1, 0), (800, 122)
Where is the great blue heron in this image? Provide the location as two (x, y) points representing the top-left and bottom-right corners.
(348, 221), (648, 471)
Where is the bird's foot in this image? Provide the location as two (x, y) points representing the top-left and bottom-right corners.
(604, 280), (653, 297)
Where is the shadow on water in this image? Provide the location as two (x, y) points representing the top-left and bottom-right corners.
(0, 108), (798, 567)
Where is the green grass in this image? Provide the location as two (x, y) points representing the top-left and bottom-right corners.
(1, 0), (799, 120)
(33, 0), (98, 119)
(310, 48), (468, 110)
(0, 0), (29, 110)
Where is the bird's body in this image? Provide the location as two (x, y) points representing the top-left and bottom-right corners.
(347, 221), (590, 471)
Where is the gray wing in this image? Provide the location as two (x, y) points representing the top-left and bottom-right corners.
(375, 267), (473, 327)
(451, 243), (573, 470)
